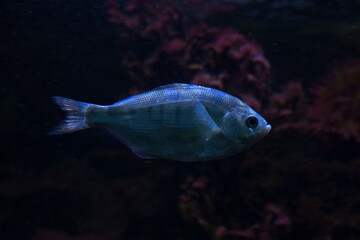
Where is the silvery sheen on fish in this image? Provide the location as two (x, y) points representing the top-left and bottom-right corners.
(50, 83), (271, 161)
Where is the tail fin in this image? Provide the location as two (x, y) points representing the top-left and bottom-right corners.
(49, 96), (90, 135)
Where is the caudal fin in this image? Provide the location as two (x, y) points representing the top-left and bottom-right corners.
(49, 96), (89, 135)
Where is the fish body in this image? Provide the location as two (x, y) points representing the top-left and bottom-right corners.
(50, 84), (271, 161)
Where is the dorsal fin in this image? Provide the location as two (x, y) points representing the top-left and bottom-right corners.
(151, 83), (198, 91)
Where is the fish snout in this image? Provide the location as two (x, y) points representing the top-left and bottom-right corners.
(262, 124), (272, 136)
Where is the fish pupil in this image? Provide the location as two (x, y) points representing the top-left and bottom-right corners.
(245, 116), (258, 128)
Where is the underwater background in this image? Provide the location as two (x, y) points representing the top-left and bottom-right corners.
(1, 0), (360, 239)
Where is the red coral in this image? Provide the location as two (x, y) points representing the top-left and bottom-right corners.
(191, 72), (224, 90)
(263, 81), (307, 130)
(179, 176), (291, 240)
(163, 38), (187, 53)
(32, 229), (107, 240)
(308, 60), (360, 142)
(185, 24), (271, 97)
(266, 203), (291, 228)
(242, 94), (262, 111)
(212, 28), (246, 54)
(106, 0), (271, 97)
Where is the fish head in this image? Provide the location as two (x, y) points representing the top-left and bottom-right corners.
(222, 106), (271, 146)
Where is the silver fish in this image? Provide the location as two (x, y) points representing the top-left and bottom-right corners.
(50, 83), (271, 161)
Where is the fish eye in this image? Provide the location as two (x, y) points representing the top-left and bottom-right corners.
(245, 116), (258, 128)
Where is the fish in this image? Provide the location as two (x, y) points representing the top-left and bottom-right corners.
(50, 83), (271, 161)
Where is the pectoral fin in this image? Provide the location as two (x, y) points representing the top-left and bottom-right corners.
(195, 101), (221, 141)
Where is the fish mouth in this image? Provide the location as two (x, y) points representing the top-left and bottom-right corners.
(262, 124), (272, 136)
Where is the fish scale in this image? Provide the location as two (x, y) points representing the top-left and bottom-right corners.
(50, 83), (271, 161)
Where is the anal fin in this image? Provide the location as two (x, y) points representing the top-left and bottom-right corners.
(107, 129), (155, 159)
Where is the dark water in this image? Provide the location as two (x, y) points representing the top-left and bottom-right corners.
(2, 1), (360, 239)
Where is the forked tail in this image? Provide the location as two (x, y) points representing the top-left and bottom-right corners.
(49, 96), (90, 135)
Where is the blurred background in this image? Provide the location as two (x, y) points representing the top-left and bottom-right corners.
(1, 0), (360, 239)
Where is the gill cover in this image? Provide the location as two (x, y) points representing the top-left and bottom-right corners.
(221, 109), (257, 144)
